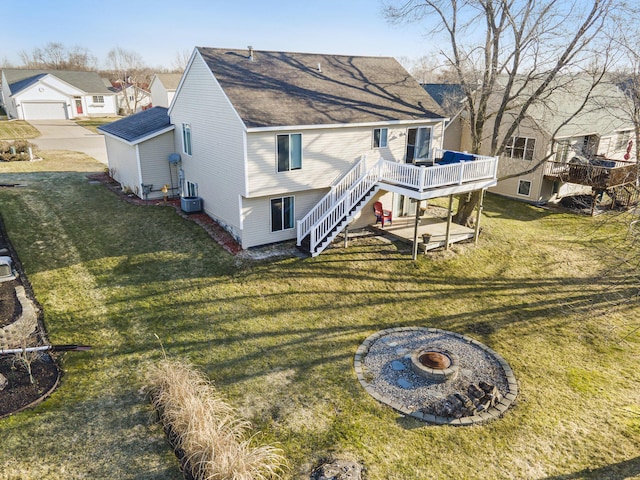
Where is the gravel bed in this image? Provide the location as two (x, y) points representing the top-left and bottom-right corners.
(355, 327), (516, 424)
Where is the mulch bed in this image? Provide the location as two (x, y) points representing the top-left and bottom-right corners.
(0, 353), (60, 418)
(86, 173), (243, 255)
(0, 214), (61, 419)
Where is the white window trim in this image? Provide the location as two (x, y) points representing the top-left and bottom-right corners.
(517, 179), (532, 197)
(373, 127), (388, 149)
(270, 195), (295, 232)
(92, 95), (105, 104)
(182, 123), (192, 156)
(506, 136), (536, 161)
(276, 133), (302, 172)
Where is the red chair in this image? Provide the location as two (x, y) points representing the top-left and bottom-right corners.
(373, 201), (392, 227)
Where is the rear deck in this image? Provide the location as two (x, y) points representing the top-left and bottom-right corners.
(369, 213), (475, 253)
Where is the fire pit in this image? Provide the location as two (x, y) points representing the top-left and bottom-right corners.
(354, 327), (518, 425)
(410, 348), (459, 382)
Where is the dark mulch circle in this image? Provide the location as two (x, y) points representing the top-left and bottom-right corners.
(0, 353), (60, 418)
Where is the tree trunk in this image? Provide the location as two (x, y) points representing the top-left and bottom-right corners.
(453, 190), (482, 227)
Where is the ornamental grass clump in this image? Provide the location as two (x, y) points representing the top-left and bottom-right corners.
(148, 358), (287, 480)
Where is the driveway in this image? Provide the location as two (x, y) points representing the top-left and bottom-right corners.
(29, 120), (108, 165)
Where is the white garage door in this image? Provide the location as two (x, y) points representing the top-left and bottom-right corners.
(22, 102), (68, 120)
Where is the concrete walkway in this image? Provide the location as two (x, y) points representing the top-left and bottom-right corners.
(29, 120), (108, 165)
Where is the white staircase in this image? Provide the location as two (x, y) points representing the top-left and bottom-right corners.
(297, 157), (380, 257)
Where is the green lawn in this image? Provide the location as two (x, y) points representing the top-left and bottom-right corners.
(0, 153), (639, 479)
(0, 120), (39, 140)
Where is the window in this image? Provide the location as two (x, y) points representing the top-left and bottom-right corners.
(92, 95), (104, 104)
(616, 130), (631, 150)
(506, 136), (535, 160)
(555, 140), (571, 163)
(186, 181), (197, 197)
(373, 128), (388, 148)
(581, 134), (598, 155)
(182, 124), (192, 155)
(271, 196), (294, 232)
(517, 179), (532, 196)
(405, 127), (432, 162)
(277, 133), (302, 172)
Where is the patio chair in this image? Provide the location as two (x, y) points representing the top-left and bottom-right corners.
(374, 201), (392, 227)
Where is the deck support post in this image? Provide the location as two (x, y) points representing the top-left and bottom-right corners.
(445, 195), (454, 250)
(474, 189), (485, 245)
(412, 200), (422, 260)
(343, 224), (349, 248)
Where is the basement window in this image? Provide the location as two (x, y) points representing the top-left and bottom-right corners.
(517, 179), (532, 196)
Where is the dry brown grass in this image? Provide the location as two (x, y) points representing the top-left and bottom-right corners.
(147, 358), (288, 480)
(0, 120), (39, 140)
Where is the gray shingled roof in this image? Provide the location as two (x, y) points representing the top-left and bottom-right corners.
(196, 48), (445, 128)
(153, 73), (182, 90)
(98, 107), (171, 143)
(3, 69), (113, 95)
(422, 84), (465, 109)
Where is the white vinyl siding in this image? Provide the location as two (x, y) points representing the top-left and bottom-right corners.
(170, 52), (246, 234)
(103, 136), (140, 193)
(246, 122), (442, 198)
(138, 131), (178, 200)
(241, 189), (326, 248)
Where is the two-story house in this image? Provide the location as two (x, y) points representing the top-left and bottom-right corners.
(99, 47), (499, 256)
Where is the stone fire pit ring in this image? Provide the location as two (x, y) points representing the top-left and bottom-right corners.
(354, 327), (518, 426)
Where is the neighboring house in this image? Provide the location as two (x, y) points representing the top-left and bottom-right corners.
(103, 78), (152, 115)
(100, 47), (499, 255)
(422, 83), (465, 152)
(1, 69), (117, 120)
(439, 76), (638, 204)
(149, 73), (182, 108)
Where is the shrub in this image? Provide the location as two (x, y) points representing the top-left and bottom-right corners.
(0, 140), (36, 162)
(147, 359), (287, 480)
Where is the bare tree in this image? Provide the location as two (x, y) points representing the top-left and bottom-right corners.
(106, 47), (152, 114)
(385, 0), (626, 226)
(17, 42), (96, 70)
(172, 49), (191, 72)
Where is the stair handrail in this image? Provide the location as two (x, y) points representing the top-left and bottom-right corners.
(297, 155), (368, 245)
(307, 161), (382, 254)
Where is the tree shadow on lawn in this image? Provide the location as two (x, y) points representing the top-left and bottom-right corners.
(541, 456), (640, 480)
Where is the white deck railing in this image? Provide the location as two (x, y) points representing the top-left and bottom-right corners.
(379, 157), (497, 192)
(297, 151), (499, 254)
(296, 156), (367, 246)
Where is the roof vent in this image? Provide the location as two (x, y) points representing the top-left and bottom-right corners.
(317, 63), (322, 73)
(248, 46), (254, 61)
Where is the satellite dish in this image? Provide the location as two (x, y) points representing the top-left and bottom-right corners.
(168, 153), (181, 164)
